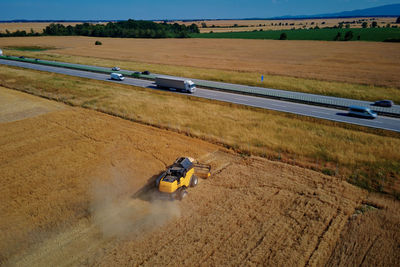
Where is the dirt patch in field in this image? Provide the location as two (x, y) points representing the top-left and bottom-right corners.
(0, 86), (65, 122)
(1, 89), (399, 266)
(0, 36), (399, 88)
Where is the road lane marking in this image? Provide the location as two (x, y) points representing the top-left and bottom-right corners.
(313, 111), (330, 115)
(268, 103), (287, 108)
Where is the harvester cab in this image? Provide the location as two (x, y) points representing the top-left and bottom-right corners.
(156, 157), (211, 200)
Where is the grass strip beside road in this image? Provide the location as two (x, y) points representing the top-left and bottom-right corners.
(0, 65), (399, 198)
(3, 49), (400, 104)
(0, 55), (142, 79)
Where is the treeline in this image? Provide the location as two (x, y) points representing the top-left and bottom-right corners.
(0, 29), (40, 37)
(0, 19), (200, 38)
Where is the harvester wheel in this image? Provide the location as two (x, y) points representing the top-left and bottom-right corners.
(190, 175), (198, 187)
(177, 188), (188, 200)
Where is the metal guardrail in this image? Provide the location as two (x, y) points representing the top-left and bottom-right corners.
(0, 55), (143, 78)
(191, 79), (400, 117)
(1, 55), (399, 117)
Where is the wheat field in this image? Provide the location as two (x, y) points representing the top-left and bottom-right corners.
(175, 17), (398, 32)
(0, 22), (107, 34)
(1, 86), (399, 266)
(0, 22), (81, 34)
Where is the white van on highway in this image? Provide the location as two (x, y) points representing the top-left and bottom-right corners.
(348, 105), (377, 119)
(111, 72), (124, 81)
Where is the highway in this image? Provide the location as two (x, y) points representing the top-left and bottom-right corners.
(1, 58), (399, 132)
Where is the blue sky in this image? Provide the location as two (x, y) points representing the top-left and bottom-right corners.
(0, 0), (399, 20)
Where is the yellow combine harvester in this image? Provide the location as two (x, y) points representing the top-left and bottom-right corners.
(155, 157), (211, 200)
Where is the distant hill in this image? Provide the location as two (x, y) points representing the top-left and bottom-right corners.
(273, 4), (400, 19)
(0, 19), (112, 23)
(313, 3), (400, 18)
(1, 4), (399, 23)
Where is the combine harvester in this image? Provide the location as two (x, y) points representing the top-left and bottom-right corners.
(156, 157), (211, 200)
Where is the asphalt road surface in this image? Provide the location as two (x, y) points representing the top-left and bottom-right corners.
(1, 59), (399, 132)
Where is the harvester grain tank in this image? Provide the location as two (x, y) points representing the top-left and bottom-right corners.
(156, 157), (211, 200)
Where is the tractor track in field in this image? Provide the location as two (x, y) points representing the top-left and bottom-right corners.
(305, 208), (340, 266)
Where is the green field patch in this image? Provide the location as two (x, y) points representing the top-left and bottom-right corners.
(192, 28), (400, 42)
(4, 46), (55, 52)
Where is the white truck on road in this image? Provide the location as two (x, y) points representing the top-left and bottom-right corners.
(155, 76), (196, 93)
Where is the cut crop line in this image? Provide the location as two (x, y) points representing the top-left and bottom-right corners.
(305, 208), (340, 266)
(360, 236), (378, 266)
(44, 118), (108, 144)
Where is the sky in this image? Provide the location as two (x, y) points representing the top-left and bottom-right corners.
(0, 0), (399, 21)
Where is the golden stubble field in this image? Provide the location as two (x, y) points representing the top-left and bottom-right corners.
(0, 22), (104, 34)
(0, 36), (399, 88)
(1, 87), (400, 266)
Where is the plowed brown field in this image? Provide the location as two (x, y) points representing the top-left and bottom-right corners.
(0, 36), (399, 88)
(1, 87), (399, 266)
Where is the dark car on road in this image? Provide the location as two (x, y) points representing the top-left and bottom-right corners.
(374, 100), (394, 107)
(141, 70), (150, 75)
